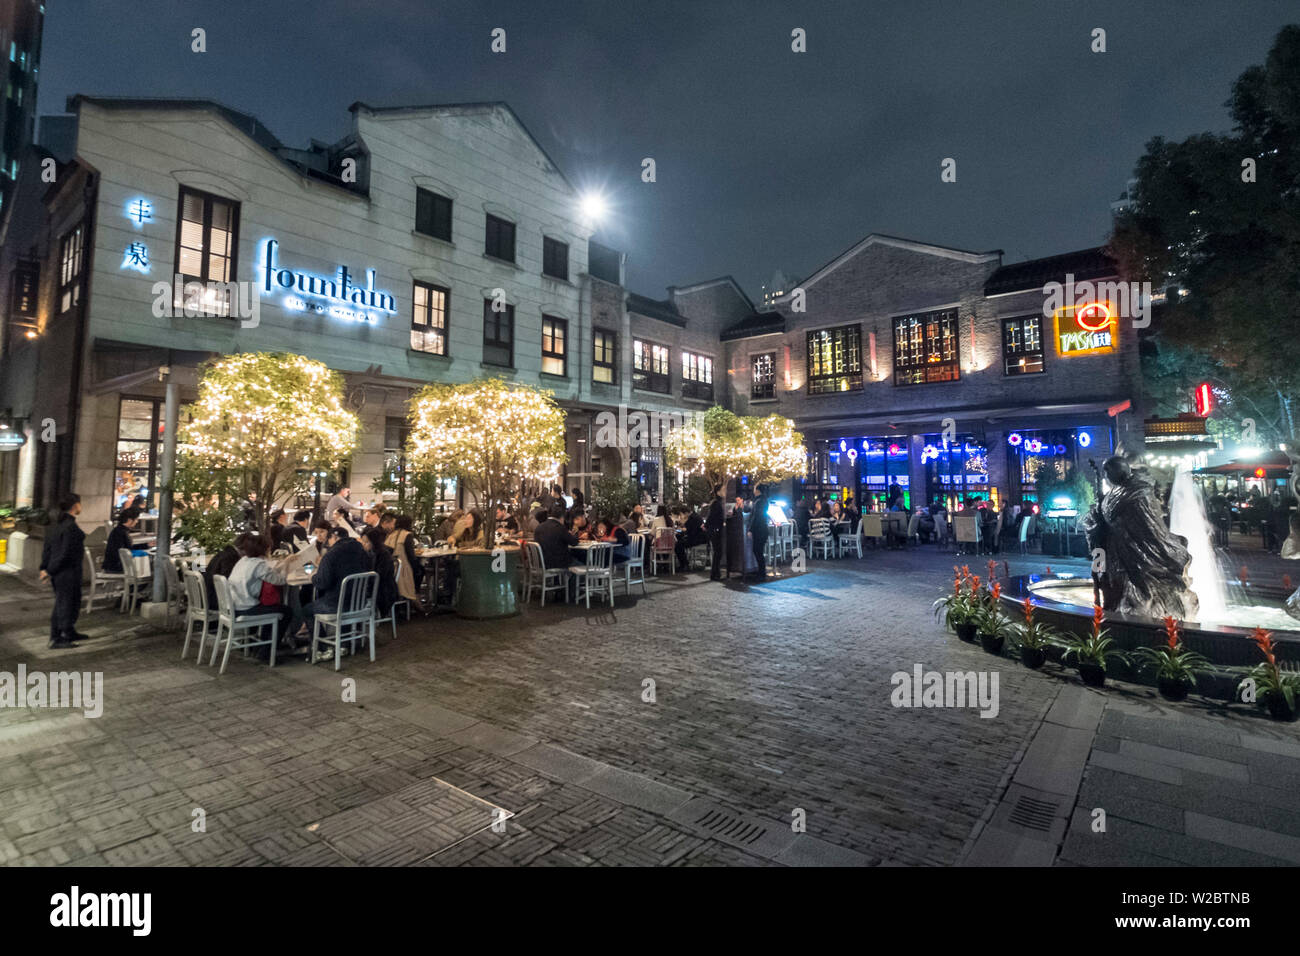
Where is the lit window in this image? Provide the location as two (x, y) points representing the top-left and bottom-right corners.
(541, 315), (567, 375)
(681, 351), (713, 401)
(411, 282), (448, 355)
(751, 352), (776, 399)
(807, 325), (863, 394)
(593, 329), (617, 384)
(893, 309), (959, 386)
(632, 339), (670, 393)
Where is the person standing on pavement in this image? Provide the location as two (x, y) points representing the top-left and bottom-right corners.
(705, 485), (725, 580)
(39, 493), (87, 648)
(750, 484), (770, 580)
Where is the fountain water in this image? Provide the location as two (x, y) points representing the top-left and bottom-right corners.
(1168, 465), (1228, 622)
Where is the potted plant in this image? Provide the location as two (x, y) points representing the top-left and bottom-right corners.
(1014, 596), (1062, 669)
(1238, 627), (1300, 721)
(1133, 616), (1208, 701)
(933, 565), (978, 642)
(975, 581), (1014, 655)
(1060, 604), (1127, 687)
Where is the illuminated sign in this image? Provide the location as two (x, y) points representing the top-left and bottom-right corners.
(260, 238), (397, 322)
(1077, 431), (1092, 448)
(0, 430), (25, 449)
(1055, 301), (1117, 356)
(125, 198), (153, 227)
(121, 242), (150, 273)
(1195, 383), (1213, 417)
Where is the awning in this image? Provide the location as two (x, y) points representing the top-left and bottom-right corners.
(1195, 451), (1293, 477)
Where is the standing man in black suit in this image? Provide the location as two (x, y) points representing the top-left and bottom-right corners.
(705, 485), (725, 580)
(750, 484), (770, 581)
(39, 493), (87, 648)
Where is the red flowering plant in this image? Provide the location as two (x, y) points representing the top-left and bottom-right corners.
(972, 578), (1016, 641)
(1014, 594), (1065, 653)
(1060, 603), (1128, 672)
(1238, 627), (1299, 711)
(1133, 616), (1208, 686)
(933, 565), (979, 629)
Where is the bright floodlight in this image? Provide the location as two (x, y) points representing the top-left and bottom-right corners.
(580, 191), (607, 222)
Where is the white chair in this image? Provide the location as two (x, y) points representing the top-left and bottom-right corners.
(859, 513), (884, 549)
(933, 513), (950, 546)
(1018, 514), (1034, 554)
(83, 547), (124, 613)
(838, 518), (864, 558)
(906, 512), (923, 546)
(650, 528), (676, 575)
(778, 522), (794, 562)
(181, 569), (219, 662)
(312, 571), (378, 671)
(118, 548), (150, 614)
(524, 541), (568, 606)
(161, 556), (186, 626)
(620, 533), (648, 597)
(571, 543), (614, 608)
(210, 575), (281, 674)
(809, 518), (834, 559)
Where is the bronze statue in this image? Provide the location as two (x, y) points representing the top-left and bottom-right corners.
(1082, 454), (1199, 619)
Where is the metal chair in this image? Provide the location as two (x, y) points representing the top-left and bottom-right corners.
(650, 528), (676, 575)
(83, 547), (124, 613)
(161, 556), (186, 626)
(778, 522), (794, 562)
(391, 557), (412, 623)
(809, 518), (835, 559)
(118, 548), (150, 614)
(619, 533), (648, 597)
(210, 575), (281, 674)
(312, 571), (379, 671)
(181, 569), (219, 661)
(906, 512), (923, 546)
(838, 518), (864, 558)
(524, 540), (568, 606)
(571, 542), (614, 608)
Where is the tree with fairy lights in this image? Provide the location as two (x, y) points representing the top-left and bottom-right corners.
(664, 406), (805, 492)
(180, 352), (360, 529)
(406, 377), (567, 545)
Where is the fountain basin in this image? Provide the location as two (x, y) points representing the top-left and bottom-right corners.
(999, 574), (1300, 699)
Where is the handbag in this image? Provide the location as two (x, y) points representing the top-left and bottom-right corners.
(259, 580), (282, 606)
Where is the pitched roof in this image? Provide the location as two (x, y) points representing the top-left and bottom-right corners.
(793, 233), (1002, 296)
(668, 275), (757, 312)
(983, 247), (1118, 297)
(721, 311), (786, 341)
(626, 292), (686, 328)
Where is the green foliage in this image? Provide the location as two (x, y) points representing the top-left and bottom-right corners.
(661, 471), (679, 505)
(372, 465), (444, 536)
(1133, 643), (1209, 684)
(684, 474), (714, 509)
(590, 474), (639, 522)
(1060, 629), (1128, 672)
(1108, 25), (1300, 441)
(1034, 468), (1095, 511)
(170, 453), (241, 552)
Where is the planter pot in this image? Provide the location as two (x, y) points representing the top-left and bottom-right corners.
(1157, 675), (1190, 702)
(1020, 646), (1046, 669)
(979, 633), (1005, 656)
(954, 623), (978, 643)
(454, 548), (520, 620)
(1263, 692), (1298, 722)
(1078, 662), (1107, 687)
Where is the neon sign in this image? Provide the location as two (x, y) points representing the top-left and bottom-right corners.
(260, 238), (397, 321)
(1195, 383), (1213, 417)
(1077, 431), (1092, 448)
(125, 198), (153, 227)
(1055, 301), (1116, 356)
(121, 242), (150, 273)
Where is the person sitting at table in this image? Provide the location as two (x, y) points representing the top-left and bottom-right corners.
(204, 534), (245, 609)
(568, 511), (591, 540)
(495, 503), (519, 534)
(333, 507), (361, 537)
(268, 509), (290, 551)
(226, 532), (293, 658)
(650, 505), (674, 531)
(384, 514), (419, 605)
(360, 527), (399, 620)
(310, 520), (332, 548)
(393, 514), (424, 593)
(103, 507), (141, 574)
(594, 518), (631, 563)
(792, 498), (811, 547)
(304, 525), (371, 638)
(362, 506), (384, 530)
(130, 493), (148, 512)
(534, 507), (580, 582)
(434, 509), (463, 542)
(676, 506), (708, 567)
(281, 510), (311, 550)
(449, 509), (484, 549)
(622, 504), (648, 533)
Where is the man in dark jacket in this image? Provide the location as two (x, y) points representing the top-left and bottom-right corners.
(39, 493), (87, 648)
(705, 486), (726, 580)
(306, 533), (372, 626)
(750, 485), (770, 580)
(361, 527), (398, 617)
(534, 510), (579, 571)
(204, 537), (245, 609)
(103, 508), (140, 574)
(282, 510), (311, 550)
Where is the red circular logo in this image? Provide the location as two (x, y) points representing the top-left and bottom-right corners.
(1075, 302), (1111, 332)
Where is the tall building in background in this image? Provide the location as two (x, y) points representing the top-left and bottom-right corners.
(0, 0), (43, 214)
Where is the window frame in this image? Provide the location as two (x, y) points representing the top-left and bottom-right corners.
(751, 351), (777, 400)
(892, 308), (960, 386)
(806, 324), (863, 395)
(484, 213), (517, 263)
(542, 236), (569, 281)
(172, 186), (240, 318)
(58, 225), (83, 315)
(415, 188), (453, 242)
(632, 338), (671, 394)
(541, 314), (568, 377)
(592, 328), (618, 385)
(482, 299), (514, 367)
(681, 350), (714, 402)
(1001, 314), (1046, 376)
(411, 281), (450, 356)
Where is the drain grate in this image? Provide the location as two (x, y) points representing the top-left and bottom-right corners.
(695, 808), (767, 846)
(1007, 793), (1062, 832)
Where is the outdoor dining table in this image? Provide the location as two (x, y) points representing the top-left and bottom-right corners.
(568, 540), (615, 604)
(415, 547), (459, 610)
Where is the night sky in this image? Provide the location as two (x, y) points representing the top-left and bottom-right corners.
(38, 0), (1298, 301)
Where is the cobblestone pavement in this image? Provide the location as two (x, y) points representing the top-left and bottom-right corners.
(1, 544), (1297, 867)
